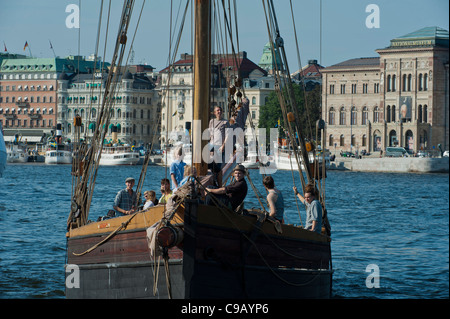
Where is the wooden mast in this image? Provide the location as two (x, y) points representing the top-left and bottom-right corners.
(192, 0), (211, 176)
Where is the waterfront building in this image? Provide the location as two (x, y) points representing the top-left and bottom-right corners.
(157, 52), (266, 149)
(322, 27), (449, 155)
(0, 54), (100, 144)
(57, 65), (159, 146)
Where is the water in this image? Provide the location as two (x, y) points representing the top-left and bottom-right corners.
(0, 164), (448, 299)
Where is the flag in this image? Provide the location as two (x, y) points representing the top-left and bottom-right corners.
(23, 41), (28, 51)
(3, 42), (7, 52)
(172, 110), (177, 117)
(49, 40), (53, 49)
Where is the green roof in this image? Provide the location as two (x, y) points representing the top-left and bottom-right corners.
(0, 56), (101, 74)
(390, 26), (449, 48)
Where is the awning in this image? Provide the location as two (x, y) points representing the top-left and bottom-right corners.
(116, 123), (121, 130)
(89, 122), (96, 130)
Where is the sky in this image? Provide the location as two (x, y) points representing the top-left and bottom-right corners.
(0, 0), (448, 72)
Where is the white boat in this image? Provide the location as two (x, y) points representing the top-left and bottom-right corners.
(6, 142), (29, 163)
(242, 150), (264, 169)
(273, 148), (330, 171)
(0, 126), (6, 177)
(45, 145), (73, 164)
(99, 145), (140, 166)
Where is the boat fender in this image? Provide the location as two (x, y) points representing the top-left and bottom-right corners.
(156, 225), (184, 248)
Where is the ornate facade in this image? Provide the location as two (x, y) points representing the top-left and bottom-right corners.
(322, 27), (449, 154)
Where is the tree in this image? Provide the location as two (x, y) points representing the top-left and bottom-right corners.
(258, 82), (321, 141)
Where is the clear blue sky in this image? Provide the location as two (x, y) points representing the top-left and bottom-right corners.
(1, 0), (448, 72)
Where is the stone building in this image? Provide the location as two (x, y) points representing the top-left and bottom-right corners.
(322, 27), (449, 155)
(57, 65), (158, 146)
(0, 55), (99, 143)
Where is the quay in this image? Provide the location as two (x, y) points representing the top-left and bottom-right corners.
(328, 156), (449, 173)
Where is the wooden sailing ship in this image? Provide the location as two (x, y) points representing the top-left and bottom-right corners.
(65, 0), (332, 299)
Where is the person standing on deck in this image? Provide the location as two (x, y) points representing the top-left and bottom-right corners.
(263, 175), (284, 223)
(209, 105), (230, 186)
(113, 177), (137, 216)
(293, 184), (322, 233)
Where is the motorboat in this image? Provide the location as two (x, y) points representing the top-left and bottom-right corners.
(99, 144), (139, 166)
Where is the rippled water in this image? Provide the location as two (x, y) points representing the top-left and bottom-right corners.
(0, 164), (448, 298)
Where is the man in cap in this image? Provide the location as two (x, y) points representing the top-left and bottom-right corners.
(113, 177), (137, 216)
(205, 164), (248, 211)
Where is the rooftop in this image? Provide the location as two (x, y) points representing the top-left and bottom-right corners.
(388, 26), (449, 48)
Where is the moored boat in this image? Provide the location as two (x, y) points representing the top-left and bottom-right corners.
(0, 124), (6, 177)
(65, 0), (332, 299)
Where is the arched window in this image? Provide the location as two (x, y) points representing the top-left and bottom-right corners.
(252, 97), (256, 105)
(423, 105), (428, 123)
(402, 74), (407, 91)
(424, 74), (428, 91)
(339, 107), (346, 125)
(391, 105), (396, 122)
(418, 73), (423, 91)
(386, 105), (391, 122)
(340, 134), (345, 147)
(373, 106), (379, 123)
(407, 74), (412, 91)
(362, 134), (367, 147)
(328, 107), (335, 125)
(329, 134), (334, 147)
(362, 107), (368, 125)
(418, 105), (422, 123)
(351, 106), (357, 125)
(392, 75), (396, 92)
(387, 75), (391, 92)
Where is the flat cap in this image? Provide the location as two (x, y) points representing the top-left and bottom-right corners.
(125, 177), (135, 182)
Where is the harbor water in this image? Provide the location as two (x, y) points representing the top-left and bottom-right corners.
(0, 164), (448, 299)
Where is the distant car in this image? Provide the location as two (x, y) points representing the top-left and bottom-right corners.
(443, 150), (449, 157)
(340, 151), (355, 158)
(416, 150), (427, 158)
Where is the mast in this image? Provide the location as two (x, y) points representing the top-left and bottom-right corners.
(192, 0), (211, 176)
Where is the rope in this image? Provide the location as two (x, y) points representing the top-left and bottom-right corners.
(72, 212), (138, 256)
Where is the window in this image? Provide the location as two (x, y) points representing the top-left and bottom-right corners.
(423, 105), (428, 123)
(328, 107), (335, 125)
(373, 106), (379, 123)
(252, 97), (256, 105)
(362, 83), (368, 94)
(362, 134), (367, 147)
(374, 83), (379, 93)
(339, 107), (345, 125)
(351, 134), (355, 147)
(418, 105), (423, 123)
(351, 107), (357, 125)
(386, 105), (391, 122)
(329, 134), (334, 147)
(329, 85), (335, 94)
(340, 134), (345, 147)
(392, 75), (396, 92)
(387, 75), (391, 92)
(340, 84), (346, 94)
(391, 105), (396, 122)
(407, 74), (412, 91)
(351, 84), (357, 94)
(418, 74), (423, 91)
(402, 74), (407, 91)
(424, 74), (428, 91)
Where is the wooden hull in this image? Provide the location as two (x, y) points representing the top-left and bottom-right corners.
(65, 201), (332, 299)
